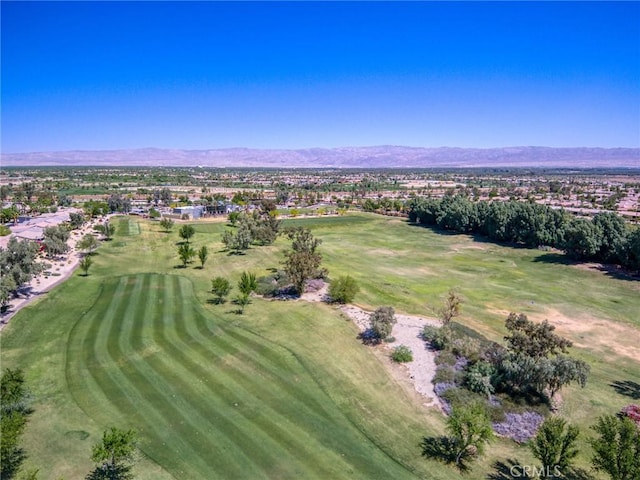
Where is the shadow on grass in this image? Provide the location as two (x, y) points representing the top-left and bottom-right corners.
(486, 459), (523, 480)
(611, 379), (640, 399)
(206, 298), (226, 305)
(533, 254), (639, 282)
(420, 436), (471, 473)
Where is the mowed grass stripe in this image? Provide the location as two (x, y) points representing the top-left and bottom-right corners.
(157, 276), (332, 478)
(153, 274), (267, 479)
(167, 276), (347, 479)
(66, 281), (130, 426)
(68, 273), (418, 479)
(171, 277), (412, 479)
(73, 276), (193, 464)
(111, 274), (223, 477)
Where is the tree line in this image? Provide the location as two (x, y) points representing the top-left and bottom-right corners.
(408, 195), (640, 273)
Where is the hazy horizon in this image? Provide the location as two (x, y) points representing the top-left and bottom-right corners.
(2, 2), (639, 153)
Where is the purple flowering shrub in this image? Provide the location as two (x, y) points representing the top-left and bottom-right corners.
(620, 404), (640, 426)
(492, 412), (544, 443)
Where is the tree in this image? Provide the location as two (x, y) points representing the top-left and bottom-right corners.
(328, 276), (359, 304)
(78, 234), (99, 255)
(159, 218), (174, 233)
(590, 414), (640, 480)
(438, 289), (463, 326)
(283, 227), (324, 295)
(235, 292), (250, 314)
(446, 402), (493, 467)
(563, 218), (602, 260)
(1, 206), (19, 224)
(87, 427), (137, 480)
(504, 313), (572, 359)
(107, 194), (131, 213)
(539, 355), (590, 399)
(227, 211), (240, 226)
(69, 212), (85, 230)
(238, 271), (257, 296)
(43, 225), (70, 257)
(1, 368), (32, 479)
(197, 245), (209, 268)
(592, 212), (628, 263)
(369, 306), (396, 342)
(530, 417), (580, 478)
(79, 256), (93, 276)
(221, 227), (252, 254)
(0, 238), (43, 307)
(620, 228), (640, 274)
(177, 243), (195, 267)
(23, 183), (35, 202)
(211, 277), (231, 304)
(179, 224), (195, 244)
(95, 222), (115, 240)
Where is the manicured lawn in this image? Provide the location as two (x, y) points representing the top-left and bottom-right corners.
(1, 213), (638, 479)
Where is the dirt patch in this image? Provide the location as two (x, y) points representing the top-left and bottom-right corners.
(574, 262), (640, 286)
(339, 304), (441, 406)
(300, 280), (329, 303)
(533, 309), (640, 362)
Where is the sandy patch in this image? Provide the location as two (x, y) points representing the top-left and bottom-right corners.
(340, 304), (441, 406)
(539, 308), (640, 362)
(485, 305), (640, 362)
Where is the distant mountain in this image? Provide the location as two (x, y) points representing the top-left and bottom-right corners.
(2, 146), (639, 168)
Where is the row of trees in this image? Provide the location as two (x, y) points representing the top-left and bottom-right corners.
(0, 238), (43, 308)
(425, 402), (640, 479)
(408, 195), (640, 273)
(222, 209), (281, 254)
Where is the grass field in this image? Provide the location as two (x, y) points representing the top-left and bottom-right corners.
(1, 213), (639, 479)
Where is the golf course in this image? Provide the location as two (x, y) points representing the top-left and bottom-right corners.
(2, 213), (639, 479)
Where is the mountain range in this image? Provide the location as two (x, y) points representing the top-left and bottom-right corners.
(2, 146), (639, 168)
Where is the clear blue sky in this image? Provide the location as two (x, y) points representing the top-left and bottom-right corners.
(2, 1), (639, 153)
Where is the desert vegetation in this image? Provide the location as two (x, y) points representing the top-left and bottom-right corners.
(0, 167), (639, 479)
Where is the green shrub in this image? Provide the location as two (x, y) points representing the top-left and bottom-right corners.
(451, 337), (482, 362)
(441, 386), (486, 409)
(422, 325), (451, 350)
(465, 361), (496, 397)
(328, 275), (359, 304)
(255, 275), (278, 296)
(391, 345), (413, 363)
(435, 350), (458, 366)
(0, 225), (10, 236)
(434, 366), (457, 384)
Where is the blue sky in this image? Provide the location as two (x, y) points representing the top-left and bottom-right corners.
(1, 1), (639, 153)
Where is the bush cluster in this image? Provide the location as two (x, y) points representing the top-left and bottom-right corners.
(391, 345), (413, 363)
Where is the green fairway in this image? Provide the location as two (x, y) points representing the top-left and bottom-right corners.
(2, 213), (639, 479)
(65, 272), (417, 479)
